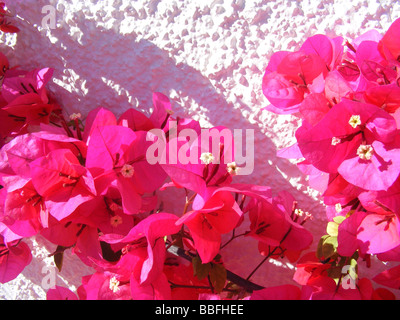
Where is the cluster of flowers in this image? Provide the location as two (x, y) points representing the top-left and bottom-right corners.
(0, 26), (315, 298)
(1, 2), (398, 300)
(262, 17), (400, 298)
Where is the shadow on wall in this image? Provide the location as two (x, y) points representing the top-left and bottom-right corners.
(4, 2), (326, 290)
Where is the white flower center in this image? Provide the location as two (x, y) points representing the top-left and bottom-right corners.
(69, 112), (81, 120)
(200, 152), (215, 165)
(110, 215), (123, 227)
(121, 164), (134, 178)
(331, 137), (341, 146)
(109, 276), (120, 293)
(357, 144), (374, 160)
(349, 115), (361, 128)
(227, 162), (240, 175)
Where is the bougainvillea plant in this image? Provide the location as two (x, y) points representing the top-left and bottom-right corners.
(262, 17), (400, 299)
(0, 3), (399, 300)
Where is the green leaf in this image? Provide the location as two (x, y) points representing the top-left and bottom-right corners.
(209, 263), (227, 293)
(317, 235), (338, 260)
(326, 221), (338, 237)
(322, 235), (338, 259)
(333, 216), (346, 224)
(327, 216), (346, 236)
(54, 245), (64, 272)
(192, 256), (211, 281)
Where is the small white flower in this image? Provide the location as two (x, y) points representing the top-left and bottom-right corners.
(120, 164), (134, 178)
(294, 209), (304, 217)
(357, 144), (374, 161)
(331, 137), (341, 146)
(335, 203), (343, 213)
(349, 115), (361, 128)
(69, 113), (81, 120)
(110, 215), (123, 227)
(227, 162), (240, 175)
(109, 276), (120, 293)
(200, 152), (215, 165)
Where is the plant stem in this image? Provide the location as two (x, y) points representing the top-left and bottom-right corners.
(167, 244), (264, 293)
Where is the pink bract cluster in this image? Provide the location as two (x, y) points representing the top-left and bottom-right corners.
(0, 47), (315, 299)
(263, 18), (400, 299)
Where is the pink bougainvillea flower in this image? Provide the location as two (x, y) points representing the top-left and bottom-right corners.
(161, 126), (235, 202)
(378, 17), (400, 63)
(337, 211), (400, 256)
(323, 70), (354, 105)
(364, 84), (400, 114)
(296, 99), (400, 191)
(2, 68), (53, 103)
(247, 191), (313, 255)
(0, 236), (32, 283)
(0, 16), (19, 34)
(250, 284), (302, 300)
(300, 34), (344, 72)
(358, 177), (400, 215)
(101, 212), (180, 285)
(149, 92), (173, 129)
(80, 271), (132, 300)
(303, 274), (362, 300)
(46, 286), (79, 300)
(164, 259), (210, 300)
(86, 125), (166, 215)
(373, 263), (400, 290)
(176, 189), (242, 263)
(29, 148), (97, 221)
(299, 93), (331, 126)
(0, 133), (45, 190)
(82, 107), (117, 143)
(118, 108), (154, 132)
(263, 50), (326, 114)
(2, 180), (43, 238)
(293, 251), (331, 286)
(355, 40), (397, 84)
(1, 93), (55, 137)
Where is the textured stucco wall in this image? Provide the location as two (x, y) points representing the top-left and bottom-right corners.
(1, 0), (399, 299)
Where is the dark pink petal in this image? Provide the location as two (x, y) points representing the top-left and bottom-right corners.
(86, 125), (136, 177)
(130, 272), (171, 300)
(46, 286), (79, 300)
(82, 107), (117, 143)
(149, 92), (173, 129)
(324, 70), (353, 105)
(356, 41), (397, 83)
(101, 213), (180, 284)
(262, 71), (304, 114)
(118, 108), (154, 131)
(373, 264), (400, 289)
(337, 211), (368, 257)
(300, 34), (333, 71)
(0, 240), (32, 283)
(364, 84), (400, 113)
(299, 93), (330, 125)
(378, 17), (400, 62)
(277, 51), (325, 84)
